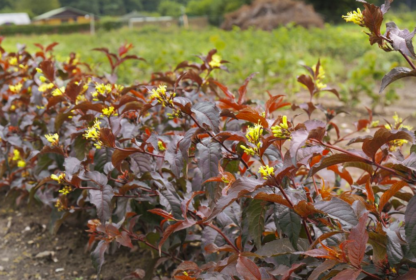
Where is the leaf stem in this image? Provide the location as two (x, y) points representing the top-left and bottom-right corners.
(208, 223), (239, 252)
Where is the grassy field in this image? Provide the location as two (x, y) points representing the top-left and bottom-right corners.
(2, 14), (413, 105)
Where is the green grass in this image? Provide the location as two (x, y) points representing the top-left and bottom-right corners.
(2, 15), (413, 104)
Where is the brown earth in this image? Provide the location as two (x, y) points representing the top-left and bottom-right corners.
(0, 191), (151, 280)
(221, 0), (324, 31)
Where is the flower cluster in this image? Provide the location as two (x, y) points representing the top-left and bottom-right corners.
(92, 83), (112, 101)
(149, 85), (175, 107)
(52, 87), (65, 97)
(55, 199), (65, 212)
(83, 119), (103, 149)
(59, 186), (72, 196)
(158, 140), (166, 151)
(342, 8), (365, 26)
(45, 133), (59, 146)
(315, 65), (327, 90)
(272, 116), (291, 138)
(51, 173), (66, 184)
(209, 54), (222, 68)
(12, 150), (26, 168)
(258, 165), (275, 179)
(102, 106), (118, 117)
(240, 124), (263, 156)
(9, 83), (22, 93)
(385, 113), (413, 151)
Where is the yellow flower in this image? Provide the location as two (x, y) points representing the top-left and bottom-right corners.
(149, 85), (170, 107)
(83, 119), (103, 149)
(76, 94), (87, 104)
(59, 186), (72, 196)
(55, 199), (65, 212)
(12, 150), (21, 161)
(52, 87), (65, 97)
(313, 64), (327, 90)
(272, 116), (291, 138)
(9, 57), (17, 65)
(259, 165), (275, 179)
(246, 124), (263, 145)
(240, 145), (255, 156)
(17, 160), (26, 167)
(209, 54), (222, 68)
(342, 8), (365, 26)
(385, 113), (413, 151)
(96, 83), (112, 95)
(36, 68), (43, 73)
(102, 106), (118, 117)
(51, 173), (65, 184)
(158, 140), (165, 151)
(39, 76), (47, 83)
(45, 133), (59, 145)
(38, 83), (54, 92)
(9, 83), (22, 93)
(10, 105), (16, 111)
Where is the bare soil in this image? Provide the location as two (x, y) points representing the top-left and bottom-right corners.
(0, 192), (148, 280)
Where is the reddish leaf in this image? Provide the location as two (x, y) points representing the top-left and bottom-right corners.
(236, 256), (261, 280)
(308, 259), (338, 280)
(46, 95), (66, 110)
(265, 94), (290, 116)
(209, 178), (264, 219)
(346, 212), (369, 267)
(212, 80), (235, 100)
(45, 42), (59, 53)
(72, 101), (105, 114)
(148, 208), (176, 221)
(116, 231), (133, 248)
(332, 268), (361, 280)
(99, 128), (116, 148)
(327, 165), (353, 185)
(253, 192), (292, 208)
(397, 268), (416, 280)
(298, 74), (315, 97)
(362, 128), (414, 159)
(235, 107), (268, 128)
(282, 263), (304, 280)
(38, 145), (65, 156)
(238, 73), (256, 105)
(39, 60), (55, 81)
(378, 181), (407, 212)
(310, 153), (368, 176)
(112, 148), (141, 169)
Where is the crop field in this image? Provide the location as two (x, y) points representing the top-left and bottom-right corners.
(2, 18), (411, 107)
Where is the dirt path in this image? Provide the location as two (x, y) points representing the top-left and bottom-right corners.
(0, 193), (149, 280)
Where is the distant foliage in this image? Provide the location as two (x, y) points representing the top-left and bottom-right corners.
(2, 0), (416, 279)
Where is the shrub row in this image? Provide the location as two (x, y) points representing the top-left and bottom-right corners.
(1, 1), (416, 279)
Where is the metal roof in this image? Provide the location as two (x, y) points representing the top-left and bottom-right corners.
(0, 13), (30, 25)
(34, 7), (90, 21)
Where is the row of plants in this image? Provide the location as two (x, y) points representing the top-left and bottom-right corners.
(3, 17), (411, 108)
(0, 20), (123, 36)
(2, 0), (416, 278)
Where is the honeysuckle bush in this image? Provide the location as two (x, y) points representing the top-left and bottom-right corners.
(3, 1), (416, 279)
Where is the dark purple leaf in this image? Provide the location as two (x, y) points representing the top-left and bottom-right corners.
(89, 184), (114, 223)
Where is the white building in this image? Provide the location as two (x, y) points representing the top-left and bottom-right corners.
(0, 13), (31, 25)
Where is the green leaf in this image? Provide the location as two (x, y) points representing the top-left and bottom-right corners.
(247, 199), (266, 249)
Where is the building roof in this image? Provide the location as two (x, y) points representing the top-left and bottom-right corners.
(0, 13), (30, 25)
(121, 11), (147, 22)
(34, 7), (91, 21)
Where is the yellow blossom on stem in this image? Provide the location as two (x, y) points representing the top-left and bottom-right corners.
(259, 165), (275, 179)
(12, 150), (26, 167)
(45, 133), (59, 146)
(55, 199), (65, 211)
(9, 57), (17, 65)
(36, 68), (43, 73)
(102, 106), (118, 117)
(342, 8), (365, 26)
(9, 83), (22, 93)
(38, 83), (54, 92)
(83, 119), (103, 149)
(246, 124), (263, 145)
(314, 65), (327, 90)
(51, 173), (66, 184)
(39, 76), (47, 83)
(158, 140), (165, 151)
(209, 54), (222, 68)
(52, 87), (65, 97)
(272, 115), (291, 138)
(59, 186), (72, 196)
(385, 113), (413, 151)
(240, 145), (256, 156)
